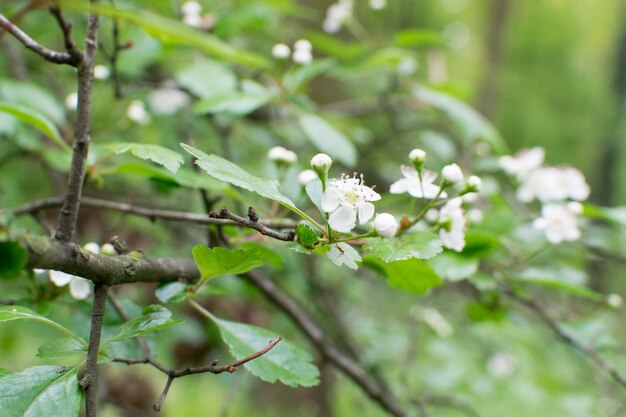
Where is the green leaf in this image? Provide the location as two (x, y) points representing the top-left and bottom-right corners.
(176, 58), (237, 99)
(363, 232), (443, 262)
(326, 243), (361, 270)
(414, 86), (508, 153)
(106, 143), (184, 174)
(304, 32), (366, 61)
(0, 365), (82, 417)
(0, 80), (65, 123)
(193, 245), (264, 281)
(104, 305), (182, 343)
(428, 252), (479, 281)
(0, 102), (67, 150)
(286, 242), (311, 254)
(0, 306), (86, 347)
(210, 315), (319, 387)
(516, 268), (603, 301)
(394, 28), (446, 48)
(305, 178), (324, 215)
(363, 257), (442, 295)
(284, 59), (335, 93)
(0, 241), (28, 280)
(298, 113), (356, 167)
(156, 282), (191, 304)
(193, 90), (273, 116)
(61, 2), (269, 69)
(181, 144), (313, 223)
(37, 338), (85, 359)
(0, 369), (9, 377)
(295, 224), (319, 248)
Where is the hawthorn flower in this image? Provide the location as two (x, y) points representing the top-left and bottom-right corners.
(517, 167), (590, 203)
(369, 0), (387, 10)
(438, 197), (466, 252)
(466, 175), (482, 192)
(292, 40), (313, 65)
(322, 173), (381, 233)
(267, 146), (297, 164)
(298, 169), (318, 186)
(181, 1), (202, 27)
(373, 213), (398, 238)
(390, 166), (446, 199)
(442, 163), (463, 184)
(49, 270), (92, 300)
(409, 148), (426, 164)
(311, 153), (332, 171)
(65, 92), (78, 110)
(499, 147), (545, 181)
(126, 100), (151, 125)
(149, 88), (190, 115)
(323, 0), (353, 34)
(93, 65), (110, 80)
(272, 43), (291, 59)
(533, 203), (581, 244)
(607, 294), (623, 309)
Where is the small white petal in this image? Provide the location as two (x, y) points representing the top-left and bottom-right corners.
(69, 278), (92, 300)
(357, 202), (375, 224)
(328, 205), (357, 233)
(49, 270), (74, 287)
(321, 187), (342, 212)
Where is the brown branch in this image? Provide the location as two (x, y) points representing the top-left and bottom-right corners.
(244, 270), (410, 417)
(11, 196), (296, 233)
(211, 207), (295, 241)
(81, 283), (109, 417)
(55, 0), (101, 242)
(49, 6), (82, 64)
(0, 12), (74, 65)
(114, 336), (281, 411)
(503, 286), (626, 389)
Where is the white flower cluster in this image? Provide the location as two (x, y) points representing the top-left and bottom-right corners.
(500, 147), (589, 244)
(37, 242), (115, 300)
(271, 39), (313, 65)
(390, 149), (481, 252)
(181, 1), (203, 27)
(323, 0), (353, 34)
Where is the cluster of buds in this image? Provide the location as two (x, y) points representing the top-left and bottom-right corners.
(272, 39), (313, 65)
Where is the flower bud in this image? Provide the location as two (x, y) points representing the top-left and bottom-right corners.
(373, 213), (398, 238)
(267, 146), (297, 165)
(463, 175), (482, 193)
(567, 201), (583, 215)
(311, 153), (332, 172)
(101, 243), (116, 256)
(83, 242), (100, 254)
(272, 43), (290, 59)
(409, 148), (426, 171)
(298, 169), (318, 186)
(294, 39), (312, 52)
(607, 294), (623, 309)
(442, 163), (463, 184)
(93, 65), (110, 80)
(425, 208), (439, 223)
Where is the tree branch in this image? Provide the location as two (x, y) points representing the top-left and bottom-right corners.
(503, 286), (626, 389)
(49, 6), (82, 64)
(11, 196), (296, 234)
(55, 0), (101, 242)
(81, 283), (109, 417)
(0, 12), (74, 65)
(243, 270), (410, 417)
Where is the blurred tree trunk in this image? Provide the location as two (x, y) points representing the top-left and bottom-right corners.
(475, 0), (511, 118)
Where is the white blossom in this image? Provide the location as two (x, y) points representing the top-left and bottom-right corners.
(126, 100), (151, 125)
(294, 39), (313, 52)
(390, 166), (446, 199)
(373, 213), (398, 238)
(181, 1), (202, 15)
(499, 147), (545, 181)
(49, 270), (93, 300)
(101, 243), (116, 256)
(322, 173), (381, 233)
(65, 92), (78, 110)
(183, 13), (202, 27)
(442, 163), (463, 184)
(466, 175), (482, 192)
(311, 153), (332, 171)
(533, 203), (581, 244)
(298, 169), (318, 185)
(267, 146), (297, 164)
(425, 208), (439, 223)
(517, 167), (590, 203)
(607, 294), (623, 309)
(409, 148), (426, 163)
(272, 43), (291, 59)
(323, 0), (353, 34)
(438, 197), (466, 252)
(369, 0), (387, 10)
(149, 88), (190, 115)
(93, 65), (110, 80)
(83, 242), (100, 254)
(292, 49), (312, 65)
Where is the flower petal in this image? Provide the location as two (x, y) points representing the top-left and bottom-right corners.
(328, 205), (357, 233)
(357, 202), (375, 224)
(321, 187), (341, 212)
(69, 278), (92, 300)
(49, 270), (74, 287)
(390, 179), (409, 194)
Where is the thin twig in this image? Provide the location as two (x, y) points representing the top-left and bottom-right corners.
(211, 207), (295, 241)
(11, 196), (296, 233)
(503, 286), (626, 389)
(82, 283), (109, 417)
(55, 0), (101, 242)
(49, 6), (82, 64)
(0, 12), (74, 65)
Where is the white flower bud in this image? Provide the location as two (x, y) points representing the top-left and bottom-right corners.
(442, 163), (463, 184)
(369, 0), (387, 9)
(83, 242), (100, 254)
(294, 39), (312, 52)
(409, 148), (426, 163)
(373, 213), (398, 238)
(183, 13), (202, 27)
(267, 146), (297, 164)
(311, 153), (332, 171)
(65, 92), (78, 110)
(607, 294), (623, 309)
(466, 175), (482, 192)
(181, 1), (202, 15)
(292, 49), (312, 65)
(126, 100), (151, 125)
(298, 169), (318, 186)
(272, 43), (291, 59)
(425, 208), (439, 223)
(567, 201), (583, 215)
(93, 65), (110, 80)
(101, 243), (116, 256)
